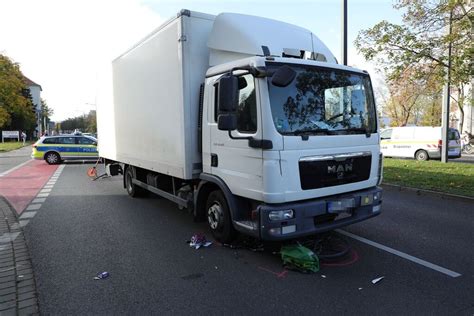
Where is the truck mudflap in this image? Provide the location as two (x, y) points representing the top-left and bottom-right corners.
(258, 187), (382, 241)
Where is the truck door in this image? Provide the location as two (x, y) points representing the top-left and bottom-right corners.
(208, 73), (263, 200)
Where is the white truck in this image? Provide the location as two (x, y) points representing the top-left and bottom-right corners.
(97, 10), (383, 243)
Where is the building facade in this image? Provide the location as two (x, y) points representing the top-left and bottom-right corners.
(23, 76), (42, 138)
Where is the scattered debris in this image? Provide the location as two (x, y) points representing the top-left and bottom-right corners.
(321, 274), (326, 278)
(188, 233), (212, 250)
(222, 237), (264, 252)
(358, 287), (363, 290)
(371, 276), (385, 284)
(94, 271), (110, 280)
(281, 243), (319, 273)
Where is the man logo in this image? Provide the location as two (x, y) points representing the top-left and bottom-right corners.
(328, 163), (353, 179)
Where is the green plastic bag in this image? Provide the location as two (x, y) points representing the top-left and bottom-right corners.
(281, 244), (320, 273)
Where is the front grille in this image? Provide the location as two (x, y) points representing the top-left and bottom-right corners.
(299, 152), (372, 190)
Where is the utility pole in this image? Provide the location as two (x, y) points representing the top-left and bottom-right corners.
(341, 0), (348, 65)
(441, 9), (453, 163)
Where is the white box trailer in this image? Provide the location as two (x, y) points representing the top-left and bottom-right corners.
(98, 10), (383, 243)
(99, 11), (214, 179)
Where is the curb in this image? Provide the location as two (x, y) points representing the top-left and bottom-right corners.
(381, 183), (474, 203)
(0, 197), (39, 315)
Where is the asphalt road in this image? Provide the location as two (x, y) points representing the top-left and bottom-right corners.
(453, 153), (474, 164)
(22, 163), (474, 315)
(0, 146), (32, 175)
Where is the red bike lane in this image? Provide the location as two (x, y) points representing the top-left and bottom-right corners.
(0, 160), (58, 214)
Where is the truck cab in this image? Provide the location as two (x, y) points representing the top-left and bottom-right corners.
(201, 56), (382, 240)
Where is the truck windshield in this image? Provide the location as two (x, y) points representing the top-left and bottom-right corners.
(267, 63), (377, 136)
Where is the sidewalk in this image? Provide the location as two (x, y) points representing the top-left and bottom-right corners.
(0, 197), (39, 314)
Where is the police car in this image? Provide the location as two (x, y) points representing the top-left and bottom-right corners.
(32, 135), (99, 164)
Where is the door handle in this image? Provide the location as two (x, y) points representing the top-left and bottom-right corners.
(211, 154), (218, 167)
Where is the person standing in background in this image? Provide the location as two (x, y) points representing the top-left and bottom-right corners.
(21, 131), (26, 145)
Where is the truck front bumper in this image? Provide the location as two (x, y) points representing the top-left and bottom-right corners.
(258, 186), (382, 240)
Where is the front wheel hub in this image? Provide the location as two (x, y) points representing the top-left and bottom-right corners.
(208, 203), (223, 230)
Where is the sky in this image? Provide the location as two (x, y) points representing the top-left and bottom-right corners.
(0, 0), (403, 122)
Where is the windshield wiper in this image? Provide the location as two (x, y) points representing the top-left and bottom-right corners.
(282, 129), (331, 140)
(332, 127), (372, 138)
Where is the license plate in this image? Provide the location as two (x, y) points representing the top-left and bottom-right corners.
(327, 198), (355, 213)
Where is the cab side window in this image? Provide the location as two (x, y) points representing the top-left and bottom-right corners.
(236, 74), (257, 133)
(380, 129), (392, 140)
(59, 137), (75, 144)
(78, 137), (95, 145)
(42, 137), (59, 144)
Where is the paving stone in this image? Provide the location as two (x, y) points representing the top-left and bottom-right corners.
(1, 308), (16, 316)
(0, 293), (16, 303)
(0, 261), (15, 269)
(0, 300), (16, 311)
(0, 286), (15, 296)
(19, 305), (38, 315)
(16, 268), (33, 276)
(17, 285), (35, 294)
(0, 269), (15, 278)
(15, 255), (29, 262)
(0, 253), (14, 260)
(17, 273), (34, 282)
(0, 281), (15, 290)
(0, 274), (15, 283)
(17, 278), (34, 288)
(0, 257), (14, 265)
(18, 290), (36, 301)
(18, 297), (37, 309)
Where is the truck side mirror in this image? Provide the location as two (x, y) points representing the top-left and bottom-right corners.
(218, 74), (238, 112)
(217, 74), (239, 131)
(218, 114), (237, 131)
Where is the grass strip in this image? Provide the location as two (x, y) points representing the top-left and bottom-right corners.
(383, 158), (474, 197)
(0, 141), (33, 152)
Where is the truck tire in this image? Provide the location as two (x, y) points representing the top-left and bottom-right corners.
(415, 150), (429, 161)
(45, 151), (61, 165)
(124, 166), (146, 197)
(205, 190), (236, 243)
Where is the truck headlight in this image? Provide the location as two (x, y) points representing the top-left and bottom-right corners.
(269, 209), (294, 221)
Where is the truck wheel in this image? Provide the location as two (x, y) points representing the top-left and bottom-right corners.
(45, 152), (61, 165)
(415, 150), (429, 161)
(206, 190), (236, 243)
(125, 167), (145, 197)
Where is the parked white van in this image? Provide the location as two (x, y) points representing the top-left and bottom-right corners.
(380, 126), (461, 161)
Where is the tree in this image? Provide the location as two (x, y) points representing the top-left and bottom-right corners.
(0, 54), (36, 132)
(41, 98), (54, 132)
(59, 110), (96, 133)
(355, 0), (473, 131)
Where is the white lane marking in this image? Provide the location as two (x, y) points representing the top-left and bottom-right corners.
(20, 211), (37, 219)
(26, 204), (41, 211)
(47, 182), (56, 185)
(32, 198), (46, 203)
(0, 159), (32, 177)
(0, 232), (20, 243)
(36, 193), (49, 198)
(43, 185), (54, 189)
(336, 229), (462, 278)
(19, 220), (29, 227)
(40, 188), (52, 193)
